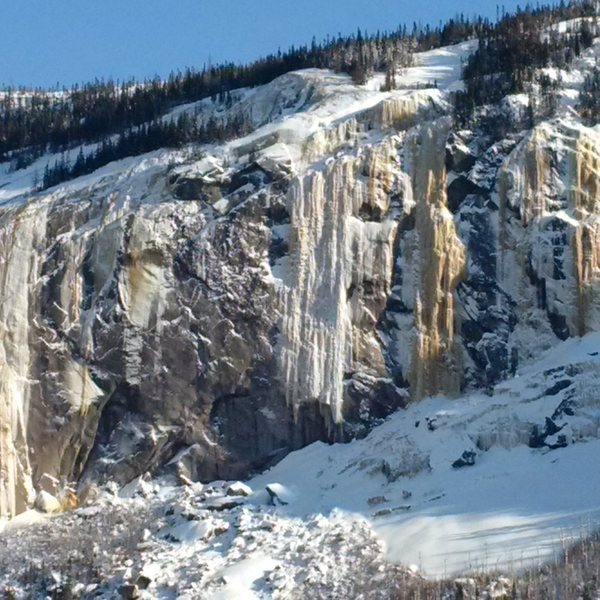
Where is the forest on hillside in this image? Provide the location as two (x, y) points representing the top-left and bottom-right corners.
(454, 2), (598, 127)
(1, 0), (598, 190)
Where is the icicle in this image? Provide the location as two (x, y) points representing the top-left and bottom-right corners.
(277, 141), (399, 424)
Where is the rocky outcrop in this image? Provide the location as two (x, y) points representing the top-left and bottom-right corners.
(499, 122), (600, 342)
(1, 65), (599, 517)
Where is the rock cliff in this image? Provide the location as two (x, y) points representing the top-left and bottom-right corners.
(1, 41), (599, 517)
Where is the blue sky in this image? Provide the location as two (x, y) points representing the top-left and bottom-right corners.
(1, 0), (542, 88)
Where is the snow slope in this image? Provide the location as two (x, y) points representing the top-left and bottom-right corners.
(2, 334), (598, 598)
(367, 40), (477, 92)
(250, 333), (600, 577)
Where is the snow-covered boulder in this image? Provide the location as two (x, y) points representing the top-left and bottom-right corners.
(226, 482), (253, 497)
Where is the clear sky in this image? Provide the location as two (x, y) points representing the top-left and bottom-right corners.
(1, 0), (545, 89)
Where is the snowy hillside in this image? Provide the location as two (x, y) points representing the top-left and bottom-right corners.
(0, 41), (474, 205)
(2, 334), (600, 598)
(251, 333), (600, 577)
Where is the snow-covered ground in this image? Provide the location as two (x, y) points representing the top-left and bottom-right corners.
(367, 40), (477, 92)
(249, 333), (600, 577)
(2, 334), (599, 598)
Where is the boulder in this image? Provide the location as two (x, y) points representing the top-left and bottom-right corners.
(452, 450), (477, 469)
(119, 583), (140, 599)
(226, 482), (253, 497)
(205, 497), (245, 511)
(34, 491), (62, 513)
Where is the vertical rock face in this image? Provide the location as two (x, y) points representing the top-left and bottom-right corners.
(0, 200), (111, 516)
(571, 129), (600, 335)
(499, 123), (600, 342)
(278, 141), (400, 425)
(407, 119), (466, 400)
(0, 205), (45, 516)
(0, 67), (599, 518)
